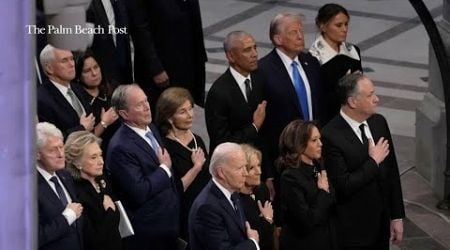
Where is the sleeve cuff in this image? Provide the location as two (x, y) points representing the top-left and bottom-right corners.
(250, 238), (260, 250)
(160, 164), (172, 178)
(62, 207), (77, 225)
(252, 123), (259, 133)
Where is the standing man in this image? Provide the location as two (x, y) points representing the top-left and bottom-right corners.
(37, 44), (95, 137)
(126, 0), (207, 110)
(205, 31), (267, 154)
(37, 122), (83, 250)
(189, 142), (260, 250)
(107, 84), (179, 250)
(321, 73), (405, 249)
(86, 0), (133, 88)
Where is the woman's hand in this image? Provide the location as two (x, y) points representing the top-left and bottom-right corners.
(317, 170), (330, 193)
(257, 200), (273, 224)
(100, 107), (119, 127)
(191, 148), (205, 171)
(103, 194), (116, 211)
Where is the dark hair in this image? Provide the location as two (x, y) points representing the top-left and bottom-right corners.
(337, 72), (365, 105)
(155, 87), (194, 136)
(276, 119), (319, 171)
(316, 3), (349, 32)
(75, 49), (110, 96)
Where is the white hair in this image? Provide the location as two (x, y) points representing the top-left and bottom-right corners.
(39, 44), (56, 72)
(209, 142), (243, 177)
(36, 122), (63, 151)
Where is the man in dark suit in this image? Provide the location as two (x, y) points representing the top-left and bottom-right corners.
(107, 84), (179, 250)
(126, 0), (207, 110)
(37, 44), (95, 137)
(36, 122), (83, 250)
(205, 31), (267, 154)
(321, 73), (405, 249)
(189, 142), (260, 250)
(86, 0), (133, 88)
(258, 12), (324, 205)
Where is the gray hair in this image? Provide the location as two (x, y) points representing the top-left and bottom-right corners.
(223, 31), (252, 52)
(269, 12), (304, 44)
(39, 44), (56, 72)
(64, 131), (102, 180)
(337, 72), (366, 105)
(111, 83), (141, 112)
(209, 142), (243, 177)
(36, 122), (63, 151)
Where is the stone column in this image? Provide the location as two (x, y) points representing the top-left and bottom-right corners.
(415, 0), (450, 199)
(0, 0), (35, 249)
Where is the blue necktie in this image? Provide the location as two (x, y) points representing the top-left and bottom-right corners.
(231, 193), (245, 228)
(291, 61), (310, 120)
(145, 130), (161, 154)
(50, 176), (68, 206)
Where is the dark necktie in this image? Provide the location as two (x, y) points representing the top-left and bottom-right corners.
(231, 193), (245, 228)
(291, 61), (310, 120)
(145, 130), (161, 154)
(244, 79), (253, 104)
(50, 176), (68, 206)
(359, 124), (369, 147)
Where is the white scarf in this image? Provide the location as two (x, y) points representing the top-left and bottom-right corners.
(310, 34), (360, 65)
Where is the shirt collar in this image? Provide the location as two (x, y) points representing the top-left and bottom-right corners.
(276, 48), (300, 69)
(125, 123), (151, 137)
(50, 79), (70, 95)
(309, 34), (360, 65)
(36, 165), (57, 181)
(229, 66), (251, 87)
(340, 109), (368, 133)
(212, 177), (234, 206)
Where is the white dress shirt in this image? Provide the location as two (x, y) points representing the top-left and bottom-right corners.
(229, 66), (252, 102)
(340, 109), (374, 144)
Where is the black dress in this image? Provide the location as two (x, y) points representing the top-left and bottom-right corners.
(74, 177), (122, 250)
(77, 87), (120, 153)
(163, 133), (211, 241)
(279, 161), (337, 250)
(240, 184), (274, 250)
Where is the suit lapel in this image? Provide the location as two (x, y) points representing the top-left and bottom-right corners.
(44, 80), (80, 118)
(224, 69), (251, 109)
(210, 182), (246, 233)
(38, 172), (65, 209)
(123, 124), (160, 163)
(336, 115), (367, 151)
(270, 50), (302, 114)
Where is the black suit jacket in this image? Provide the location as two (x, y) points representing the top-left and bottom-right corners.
(126, 0), (207, 106)
(205, 68), (265, 153)
(86, 0), (133, 87)
(106, 123), (179, 249)
(38, 170), (83, 250)
(321, 113), (405, 248)
(258, 49), (323, 179)
(188, 181), (257, 250)
(37, 79), (92, 137)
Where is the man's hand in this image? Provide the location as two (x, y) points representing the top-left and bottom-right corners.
(265, 178), (276, 201)
(245, 221), (259, 243)
(252, 100), (267, 130)
(158, 148), (172, 169)
(153, 71), (170, 88)
(67, 202), (83, 218)
(390, 219), (404, 245)
(80, 113), (95, 131)
(368, 137), (389, 165)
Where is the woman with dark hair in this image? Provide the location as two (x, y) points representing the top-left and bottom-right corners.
(65, 131), (122, 250)
(155, 87), (210, 241)
(239, 144), (274, 250)
(309, 3), (362, 124)
(277, 119), (337, 250)
(75, 50), (119, 150)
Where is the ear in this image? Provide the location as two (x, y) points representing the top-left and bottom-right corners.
(36, 152), (41, 161)
(216, 166), (226, 180)
(273, 34), (282, 46)
(44, 63), (54, 76)
(347, 96), (358, 109)
(118, 109), (128, 120)
(225, 51), (235, 65)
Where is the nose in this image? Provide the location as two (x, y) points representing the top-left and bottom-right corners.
(99, 156), (104, 165)
(57, 147), (64, 157)
(374, 94), (379, 104)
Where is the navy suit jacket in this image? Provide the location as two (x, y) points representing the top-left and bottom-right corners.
(188, 181), (257, 250)
(258, 49), (324, 178)
(38, 170), (83, 250)
(322, 114), (405, 247)
(37, 79), (92, 138)
(205, 68), (265, 153)
(106, 123), (179, 248)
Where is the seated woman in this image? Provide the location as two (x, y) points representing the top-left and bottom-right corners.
(65, 131), (122, 250)
(309, 3), (362, 124)
(277, 120), (337, 250)
(155, 87), (210, 241)
(239, 144), (274, 250)
(75, 50), (119, 151)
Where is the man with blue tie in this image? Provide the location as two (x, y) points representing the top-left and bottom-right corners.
(36, 122), (83, 250)
(258, 12), (325, 227)
(107, 84), (179, 250)
(189, 142), (260, 250)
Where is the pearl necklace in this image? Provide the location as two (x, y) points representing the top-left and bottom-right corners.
(169, 130), (198, 151)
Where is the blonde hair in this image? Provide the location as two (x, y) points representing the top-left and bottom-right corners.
(64, 131), (102, 179)
(240, 144), (262, 170)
